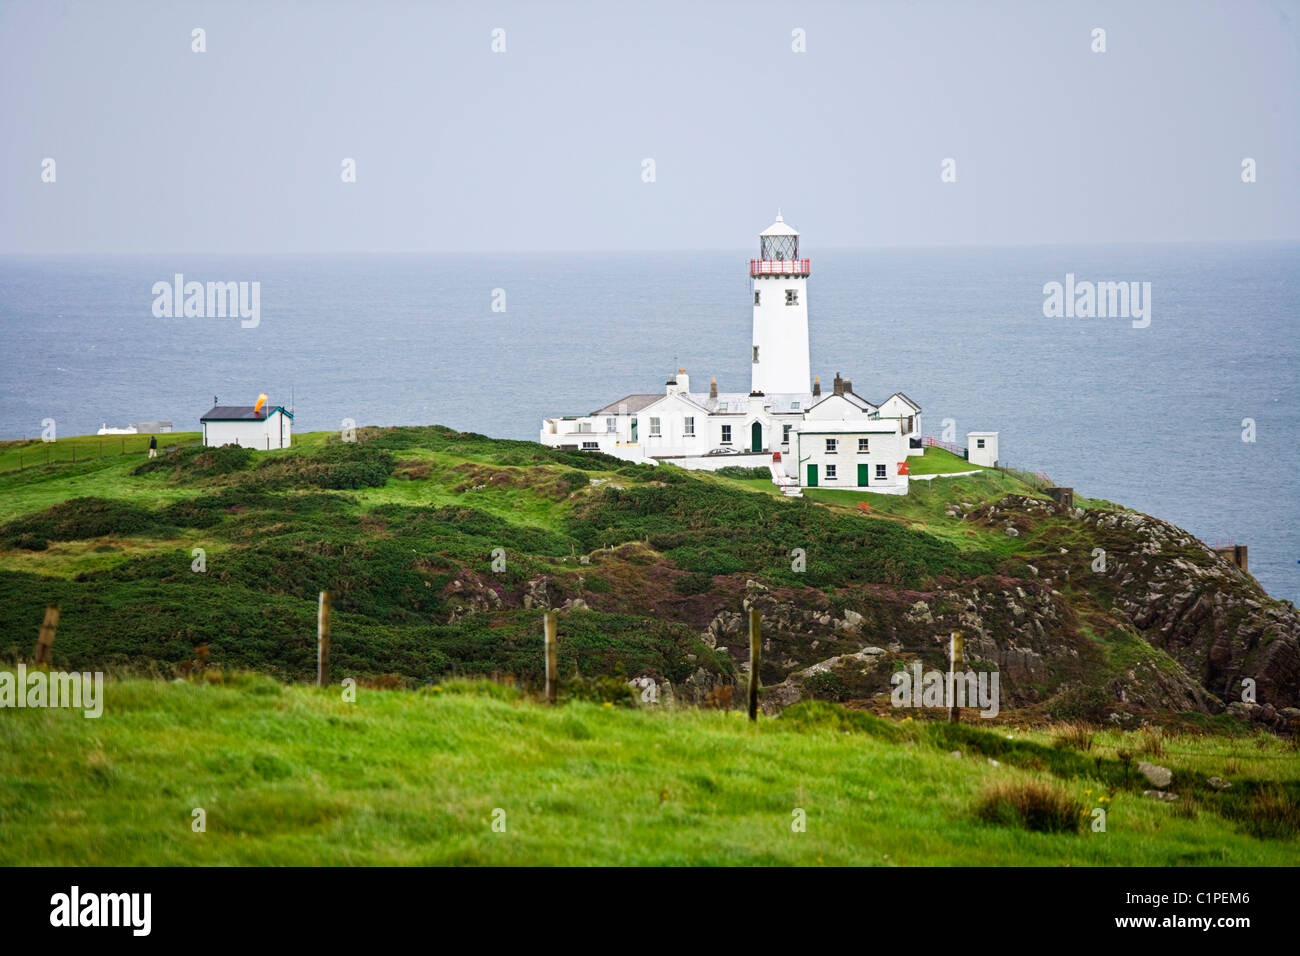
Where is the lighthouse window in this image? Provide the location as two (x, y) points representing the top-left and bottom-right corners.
(825, 438), (838, 453)
(753, 346), (759, 363)
(785, 289), (798, 306)
(649, 417), (661, 436)
(721, 425), (732, 444)
(754, 290), (761, 305)
(684, 417), (695, 436)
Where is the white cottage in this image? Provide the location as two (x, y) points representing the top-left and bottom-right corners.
(967, 431), (999, 467)
(540, 215), (929, 496)
(200, 404), (293, 450)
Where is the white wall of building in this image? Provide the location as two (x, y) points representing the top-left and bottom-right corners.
(793, 424), (909, 494)
(203, 409), (292, 450)
(967, 431), (999, 467)
(877, 394), (924, 456)
(751, 274), (810, 394)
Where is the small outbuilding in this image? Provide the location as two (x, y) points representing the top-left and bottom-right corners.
(200, 404), (293, 450)
(967, 431), (999, 467)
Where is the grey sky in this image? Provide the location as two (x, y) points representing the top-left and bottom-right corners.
(2, 0), (1296, 253)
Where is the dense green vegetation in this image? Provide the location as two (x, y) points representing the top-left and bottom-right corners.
(0, 430), (1021, 683)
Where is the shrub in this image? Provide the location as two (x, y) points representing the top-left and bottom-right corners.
(134, 444), (252, 478)
(1051, 722), (1095, 752)
(713, 466), (771, 480)
(673, 571), (714, 596)
(975, 780), (1085, 833)
(1230, 786), (1300, 840)
(562, 674), (639, 707)
(1, 497), (171, 544)
(801, 671), (846, 702)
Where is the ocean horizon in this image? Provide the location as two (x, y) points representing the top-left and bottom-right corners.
(1, 240), (1296, 602)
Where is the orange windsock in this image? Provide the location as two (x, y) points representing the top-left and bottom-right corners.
(254, 393), (268, 414)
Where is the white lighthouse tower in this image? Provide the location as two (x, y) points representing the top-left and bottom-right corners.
(750, 213), (811, 395)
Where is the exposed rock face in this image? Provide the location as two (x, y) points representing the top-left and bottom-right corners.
(452, 492), (1298, 720)
(444, 574), (504, 623)
(693, 495), (1299, 718)
(1071, 507), (1300, 710)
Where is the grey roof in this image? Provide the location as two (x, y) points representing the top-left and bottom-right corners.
(589, 394), (662, 416)
(201, 405), (290, 421)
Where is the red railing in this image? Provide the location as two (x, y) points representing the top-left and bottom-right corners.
(923, 436), (966, 456)
(750, 258), (811, 276)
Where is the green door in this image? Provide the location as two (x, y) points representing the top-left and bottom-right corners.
(751, 422), (762, 452)
(807, 464), (818, 487)
(858, 463), (871, 487)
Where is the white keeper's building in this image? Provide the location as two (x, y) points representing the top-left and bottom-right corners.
(201, 403), (293, 450)
(540, 215), (950, 496)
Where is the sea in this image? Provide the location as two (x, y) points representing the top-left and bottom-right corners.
(1, 242), (1296, 603)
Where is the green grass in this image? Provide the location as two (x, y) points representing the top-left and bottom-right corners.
(0, 431), (199, 475)
(906, 447), (987, 476)
(0, 678), (1293, 866)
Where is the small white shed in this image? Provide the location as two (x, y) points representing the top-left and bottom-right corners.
(967, 431), (999, 467)
(201, 404), (293, 450)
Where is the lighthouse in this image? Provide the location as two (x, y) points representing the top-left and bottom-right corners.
(750, 213), (811, 395)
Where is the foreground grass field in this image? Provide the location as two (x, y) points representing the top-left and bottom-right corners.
(1, 676), (1295, 866)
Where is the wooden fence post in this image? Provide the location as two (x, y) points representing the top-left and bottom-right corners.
(543, 610), (558, 703)
(748, 608), (761, 721)
(317, 591), (331, 687)
(34, 605), (60, 665)
(948, 630), (963, 723)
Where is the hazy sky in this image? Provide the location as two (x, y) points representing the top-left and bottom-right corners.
(2, 0), (1296, 253)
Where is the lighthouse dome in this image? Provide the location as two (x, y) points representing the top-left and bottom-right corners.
(759, 212), (799, 260)
(760, 213), (798, 237)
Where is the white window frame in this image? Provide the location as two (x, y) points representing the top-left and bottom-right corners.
(606, 417), (617, 433)
(825, 464), (837, 480)
(976, 438), (986, 448)
(684, 416), (694, 436)
(858, 438), (869, 453)
(649, 417), (661, 437)
(782, 424), (791, 444)
(582, 441), (599, 450)
(721, 424), (732, 444)
(875, 463), (886, 479)
(825, 438), (838, 454)
(785, 289), (798, 306)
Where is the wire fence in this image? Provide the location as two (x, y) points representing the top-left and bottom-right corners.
(0, 436), (199, 473)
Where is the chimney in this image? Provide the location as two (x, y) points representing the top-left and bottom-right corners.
(842, 378), (852, 395)
(833, 373), (844, 396)
(677, 369), (689, 393)
(709, 376), (718, 399)
(812, 376), (821, 397)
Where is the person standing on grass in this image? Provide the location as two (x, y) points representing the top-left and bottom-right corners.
(148, 435), (157, 458)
